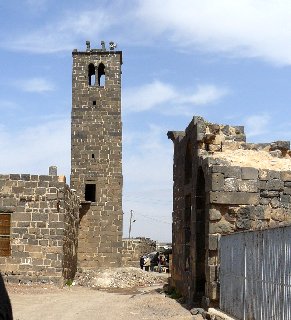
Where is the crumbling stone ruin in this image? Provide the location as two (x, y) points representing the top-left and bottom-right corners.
(0, 41), (123, 282)
(168, 116), (291, 306)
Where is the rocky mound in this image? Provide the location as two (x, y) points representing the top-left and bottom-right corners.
(75, 267), (168, 289)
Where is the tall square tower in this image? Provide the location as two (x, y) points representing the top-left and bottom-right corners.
(71, 41), (123, 268)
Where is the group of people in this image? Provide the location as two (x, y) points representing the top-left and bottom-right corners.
(140, 252), (169, 273)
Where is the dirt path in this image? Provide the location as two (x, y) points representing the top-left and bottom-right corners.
(8, 284), (193, 320)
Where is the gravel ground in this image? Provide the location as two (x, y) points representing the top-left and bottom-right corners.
(8, 284), (193, 320)
(6, 268), (194, 320)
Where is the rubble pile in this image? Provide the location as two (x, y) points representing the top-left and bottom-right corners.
(75, 267), (168, 289)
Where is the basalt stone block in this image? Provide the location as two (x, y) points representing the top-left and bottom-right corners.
(269, 170), (281, 180)
(259, 198), (270, 205)
(0, 206), (15, 213)
(10, 174), (20, 180)
(270, 140), (290, 151)
(209, 220), (234, 234)
(209, 208), (222, 221)
(281, 171), (291, 182)
(241, 167), (258, 180)
(238, 180), (258, 192)
(281, 194), (291, 204)
(266, 179), (284, 191)
(210, 192), (259, 205)
(259, 169), (269, 180)
(260, 190), (280, 197)
(236, 218), (252, 230)
(211, 173), (224, 191)
(225, 166), (242, 179)
(283, 188), (291, 195)
(212, 166), (241, 179)
(209, 234), (219, 250)
(224, 178), (238, 192)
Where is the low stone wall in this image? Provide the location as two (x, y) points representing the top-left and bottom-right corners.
(122, 238), (156, 267)
(0, 174), (79, 283)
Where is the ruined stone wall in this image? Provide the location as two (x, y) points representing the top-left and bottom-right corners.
(168, 116), (291, 307)
(122, 238), (156, 267)
(71, 42), (123, 269)
(0, 174), (79, 283)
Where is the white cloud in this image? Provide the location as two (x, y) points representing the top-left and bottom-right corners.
(123, 80), (176, 112)
(245, 114), (271, 138)
(123, 124), (173, 241)
(123, 80), (228, 115)
(5, 0), (291, 65)
(17, 78), (55, 93)
(135, 0), (291, 65)
(0, 118), (70, 178)
(177, 85), (229, 105)
(5, 7), (115, 53)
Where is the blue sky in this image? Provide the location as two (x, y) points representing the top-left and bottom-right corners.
(1, 0), (291, 242)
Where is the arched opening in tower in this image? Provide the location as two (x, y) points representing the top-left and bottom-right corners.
(98, 63), (105, 87)
(88, 63), (96, 86)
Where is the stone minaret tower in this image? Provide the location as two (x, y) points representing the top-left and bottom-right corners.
(71, 41), (123, 269)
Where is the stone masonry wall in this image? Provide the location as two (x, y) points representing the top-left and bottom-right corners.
(71, 42), (123, 269)
(168, 116), (291, 307)
(122, 238), (156, 267)
(0, 174), (79, 283)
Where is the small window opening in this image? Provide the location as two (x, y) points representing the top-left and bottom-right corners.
(88, 63), (96, 86)
(92, 154), (95, 159)
(92, 100), (96, 105)
(85, 184), (96, 202)
(0, 214), (11, 257)
(98, 63), (105, 87)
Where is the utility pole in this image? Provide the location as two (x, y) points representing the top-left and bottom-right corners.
(129, 210), (133, 239)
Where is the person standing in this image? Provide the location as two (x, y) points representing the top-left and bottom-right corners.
(140, 256), (144, 270)
(144, 256), (150, 271)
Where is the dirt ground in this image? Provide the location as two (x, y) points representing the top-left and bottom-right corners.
(7, 283), (193, 320)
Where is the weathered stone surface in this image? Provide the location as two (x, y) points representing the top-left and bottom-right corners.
(267, 207), (286, 222)
(269, 170), (281, 180)
(209, 234), (219, 250)
(209, 220), (235, 234)
(241, 167), (258, 180)
(259, 169), (269, 180)
(238, 180), (258, 192)
(270, 140), (290, 151)
(281, 171), (291, 181)
(266, 179), (284, 191)
(224, 178), (238, 192)
(211, 173), (224, 191)
(210, 192), (259, 205)
(261, 190), (280, 197)
(0, 174), (79, 283)
(209, 208), (222, 221)
(71, 44), (123, 269)
(237, 205), (267, 220)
